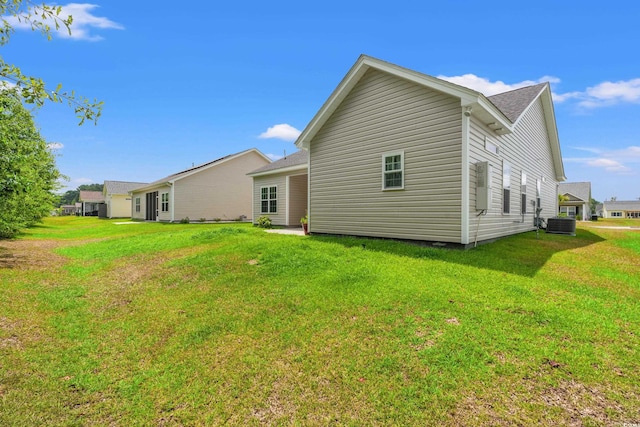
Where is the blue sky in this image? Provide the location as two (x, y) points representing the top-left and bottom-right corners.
(3, 1), (640, 201)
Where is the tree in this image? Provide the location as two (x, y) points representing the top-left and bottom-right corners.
(1, 1), (102, 124)
(0, 89), (60, 238)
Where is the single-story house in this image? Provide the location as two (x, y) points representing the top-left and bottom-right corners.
(601, 200), (640, 219)
(248, 150), (308, 226)
(558, 182), (591, 220)
(130, 148), (271, 222)
(78, 191), (104, 216)
(287, 55), (565, 247)
(60, 204), (79, 216)
(101, 180), (148, 219)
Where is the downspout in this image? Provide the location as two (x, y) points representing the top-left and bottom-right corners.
(169, 182), (175, 223)
(285, 175), (290, 226)
(461, 107), (471, 245)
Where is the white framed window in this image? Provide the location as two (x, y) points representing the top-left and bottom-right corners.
(261, 186), (277, 213)
(382, 151), (404, 190)
(536, 179), (542, 210)
(502, 161), (511, 214)
(521, 171), (527, 214)
(484, 136), (499, 155)
(135, 197), (141, 213)
(161, 192), (169, 212)
(560, 206), (576, 217)
(611, 211), (622, 217)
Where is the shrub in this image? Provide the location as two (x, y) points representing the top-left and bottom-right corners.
(256, 216), (272, 229)
(179, 217), (190, 224)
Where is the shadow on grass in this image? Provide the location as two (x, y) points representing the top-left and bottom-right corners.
(312, 229), (606, 278)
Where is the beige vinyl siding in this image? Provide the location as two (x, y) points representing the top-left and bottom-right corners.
(309, 69), (463, 242)
(288, 174), (308, 226)
(468, 98), (558, 242)
(130, 191), (146, 220)
(252, 174), (287, 225)
(106, 194), (134, 218)
(173, 151), (267, 221)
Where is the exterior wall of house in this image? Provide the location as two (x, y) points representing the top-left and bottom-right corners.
(308, 69), (463, 242)
(251, 171), (308, 226)
(467, 97), (559, 243)
(252, 173), (287, 225)
(130, 184), (170, 221)
(288, 174), (308, 226)
(173, 150), (268, 221)
(106, 194), (134, 218)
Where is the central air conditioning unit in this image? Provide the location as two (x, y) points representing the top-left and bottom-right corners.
(476, 161), (492, 210)
(546, 217), (576, 235)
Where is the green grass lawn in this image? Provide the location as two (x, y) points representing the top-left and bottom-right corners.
(1, 217), (638, 426)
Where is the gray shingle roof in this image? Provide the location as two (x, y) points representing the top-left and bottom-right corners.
(604, 200), (640, 210)
(144, 153), (233, 188)
(79, 190), (104, 202)
(487, 83), (547, 123)
(104, 180), (148, 195)
(559, 182), (591, 203)
(248, 150), (308, 175)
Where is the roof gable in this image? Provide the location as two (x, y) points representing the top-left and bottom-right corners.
(104, 180), (149, 195)
(487, 83), (547, 124)
(79, 191), (104, 202)
(248, 150), (308, 176)
(559, 182), (591, 202)
(135, 148), (271, 192)
(295, 55), (565, 181)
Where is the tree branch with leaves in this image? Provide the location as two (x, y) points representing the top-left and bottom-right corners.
(0, 0), (103, 124)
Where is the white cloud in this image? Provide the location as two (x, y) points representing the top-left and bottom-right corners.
(47, 142), (64, 150)
(578, 79), (640, 108)
(437, 74), (554, 97)
(259, 123), (301, 142)
(4, 3), (124, 41)
(564, 145), (640, 176)
(74, 177), (94, 184)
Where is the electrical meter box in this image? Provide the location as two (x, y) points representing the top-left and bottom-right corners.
(476, 161), (492, 210)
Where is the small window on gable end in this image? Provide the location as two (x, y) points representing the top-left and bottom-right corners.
(485, 136), (499, 155)
(382, 151), (404, 190)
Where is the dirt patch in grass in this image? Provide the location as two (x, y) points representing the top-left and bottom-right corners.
(450, 373), (633, 426)
(0, 239), (67, 270)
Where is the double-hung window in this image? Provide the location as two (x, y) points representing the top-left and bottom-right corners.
(382, 151), (404, 190)
(261, 186), (277, 213)
(161, 192), (169, 212)
(135, 197), (141, 213)
(502, 161), (511, 214)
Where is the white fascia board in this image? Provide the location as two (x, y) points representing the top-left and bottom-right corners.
(247, 164), (308, 178)
(539, 88), (566, 181)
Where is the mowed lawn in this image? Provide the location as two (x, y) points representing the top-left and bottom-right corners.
(0, 217), (638, 426)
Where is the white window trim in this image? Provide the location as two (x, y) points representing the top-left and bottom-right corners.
(260, 185), (277, 214)
(502, 160), (511, 214)
(161, 192), (170, 213)
(382, 150), (405, 191)
(484, 136), (500, 156)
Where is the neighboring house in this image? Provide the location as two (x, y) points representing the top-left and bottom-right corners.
(60, 204), (78, 216)
(601, 200), (640, 219)
(130, 148), (271, 222)
(102, 180), (148, 219)
(558, 182), (591, 221)
(293, 55), (565, 247)
(78, 191), (104, 216)
(248, 150), (308, 226)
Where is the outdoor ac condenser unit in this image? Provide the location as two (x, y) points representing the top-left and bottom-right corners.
(476, 161), (492, 210)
